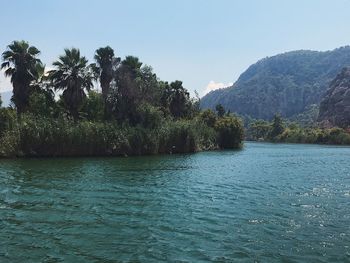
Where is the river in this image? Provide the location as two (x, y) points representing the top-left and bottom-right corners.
(1, 142), (350, 262)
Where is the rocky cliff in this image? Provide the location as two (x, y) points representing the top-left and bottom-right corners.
(318, 68), (350, 128)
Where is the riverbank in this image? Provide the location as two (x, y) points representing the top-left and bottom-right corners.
(0, 41), (244, 158)
(249, 127), (350, 146)
(247, 114), (350, 146)
(0, 113), (244, 158)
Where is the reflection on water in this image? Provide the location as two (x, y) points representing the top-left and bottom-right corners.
(1, 143), (350, 262)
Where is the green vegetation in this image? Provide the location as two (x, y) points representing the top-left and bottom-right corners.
(0, 40), (244, 157)
(289, 104), (319, 127)
(247, 114), (350, 145)
(215, 116), (244, 148)
(1, 40), (42, 114)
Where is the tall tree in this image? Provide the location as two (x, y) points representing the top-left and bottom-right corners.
(168, 81), (190, 118)
(110, 56), (143, 123)
(137, 65), (161, 104)
(92, 46), (120, 101)
(122, 56), (142, 72)
(215, 104), (226, 118)
(48, 48), (93, 120)
(270, 114), (285, 138)
(1, 40), (42, 114)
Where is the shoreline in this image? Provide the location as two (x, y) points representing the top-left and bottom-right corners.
(0, 144), (246, 159)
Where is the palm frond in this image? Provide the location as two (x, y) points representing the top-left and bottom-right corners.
(28, 46), (40, 56)
(1, 61), (10, 69)
(4, 67), (15, 78)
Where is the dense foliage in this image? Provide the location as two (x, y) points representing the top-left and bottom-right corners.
(0, 40), (244, 157)
(201, 47), (350, 120)
(247, 114), (350, 145)
(1, 40), (42, 114)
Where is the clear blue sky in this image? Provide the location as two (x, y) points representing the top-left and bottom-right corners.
(1, 0), (350, 96)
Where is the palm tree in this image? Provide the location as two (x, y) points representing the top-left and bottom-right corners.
(122, 56), (142, 73)
(93, 46), (119, 101)
(49, 48), (93, 120)
(168, 81), (190, 118)
(110, 56), (143, 122)
(116, 56), (143, 99)
(1, 40), (42, 114)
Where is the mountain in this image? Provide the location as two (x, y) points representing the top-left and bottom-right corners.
(0, 91), (12, 107)
(318, 67), (350, 128)
(201, 47), (350, 120)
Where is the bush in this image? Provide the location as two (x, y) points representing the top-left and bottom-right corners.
(28, 90), (57, 117)
(136, 103), (164, 129)
(0, 108), (16, 136)
(81, 91), (104, 121)
(159, 120), (198, 153)
(0, 113), (242, 157)
(0, 129), (20, 157)
(127, 126), (159, 155)
(0, 115), (131, 157)
(199, 109), (217, 128)
(326, 128), (350, 145)
(215, 116), (244, 149)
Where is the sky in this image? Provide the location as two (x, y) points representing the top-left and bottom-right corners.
(1, 0), (350, 96)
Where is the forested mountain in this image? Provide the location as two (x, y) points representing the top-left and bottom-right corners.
(201, 47), (350, 120)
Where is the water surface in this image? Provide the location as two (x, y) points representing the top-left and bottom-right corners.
(1, 142), (350, 262)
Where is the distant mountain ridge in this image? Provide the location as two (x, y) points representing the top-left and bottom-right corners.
(201, 46), (350, 120)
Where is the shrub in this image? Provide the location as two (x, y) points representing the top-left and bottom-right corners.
(199, 109), (217, 128)
(0, 112), (244, 157)
(136, 103), (164, 129)
(158, 120), (198, 153)
(215, 116), (244, 149)
(0, 129), (20, 157)
(0, 108), (16, 136)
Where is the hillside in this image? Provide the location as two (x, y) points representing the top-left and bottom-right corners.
(201, 47), (350, 120)
(318, 67), (350, 128)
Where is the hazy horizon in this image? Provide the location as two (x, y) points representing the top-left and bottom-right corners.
(1, 0), (350, 96)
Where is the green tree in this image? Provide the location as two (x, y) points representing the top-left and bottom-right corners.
(249, 120), (271, 140)
(0, 108), (16, 136)
(215, 116), (244, 148)
(28, 90), (54, 117)
(168, 81), (190, 118)
(81, 91), (104, 121)
(122, 56), (142, 71)
(1, 40), (42, 114)
(110, 56), (146, 123)
(199, 109), (217, 127)
(215, 104), (226, 118)
(269, 114), (285, 138)
(92, 46), (120, 101)
(137, 65), (162, 104)
(160, 81), (171, 109)
(49, 48), (93, 120)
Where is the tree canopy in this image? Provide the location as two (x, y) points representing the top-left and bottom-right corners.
(1, 40), (43, 114)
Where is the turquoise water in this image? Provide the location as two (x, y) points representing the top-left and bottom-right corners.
(1, 142), (350, 262)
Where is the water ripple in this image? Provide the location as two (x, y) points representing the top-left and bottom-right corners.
(1, 142), (350, 262)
